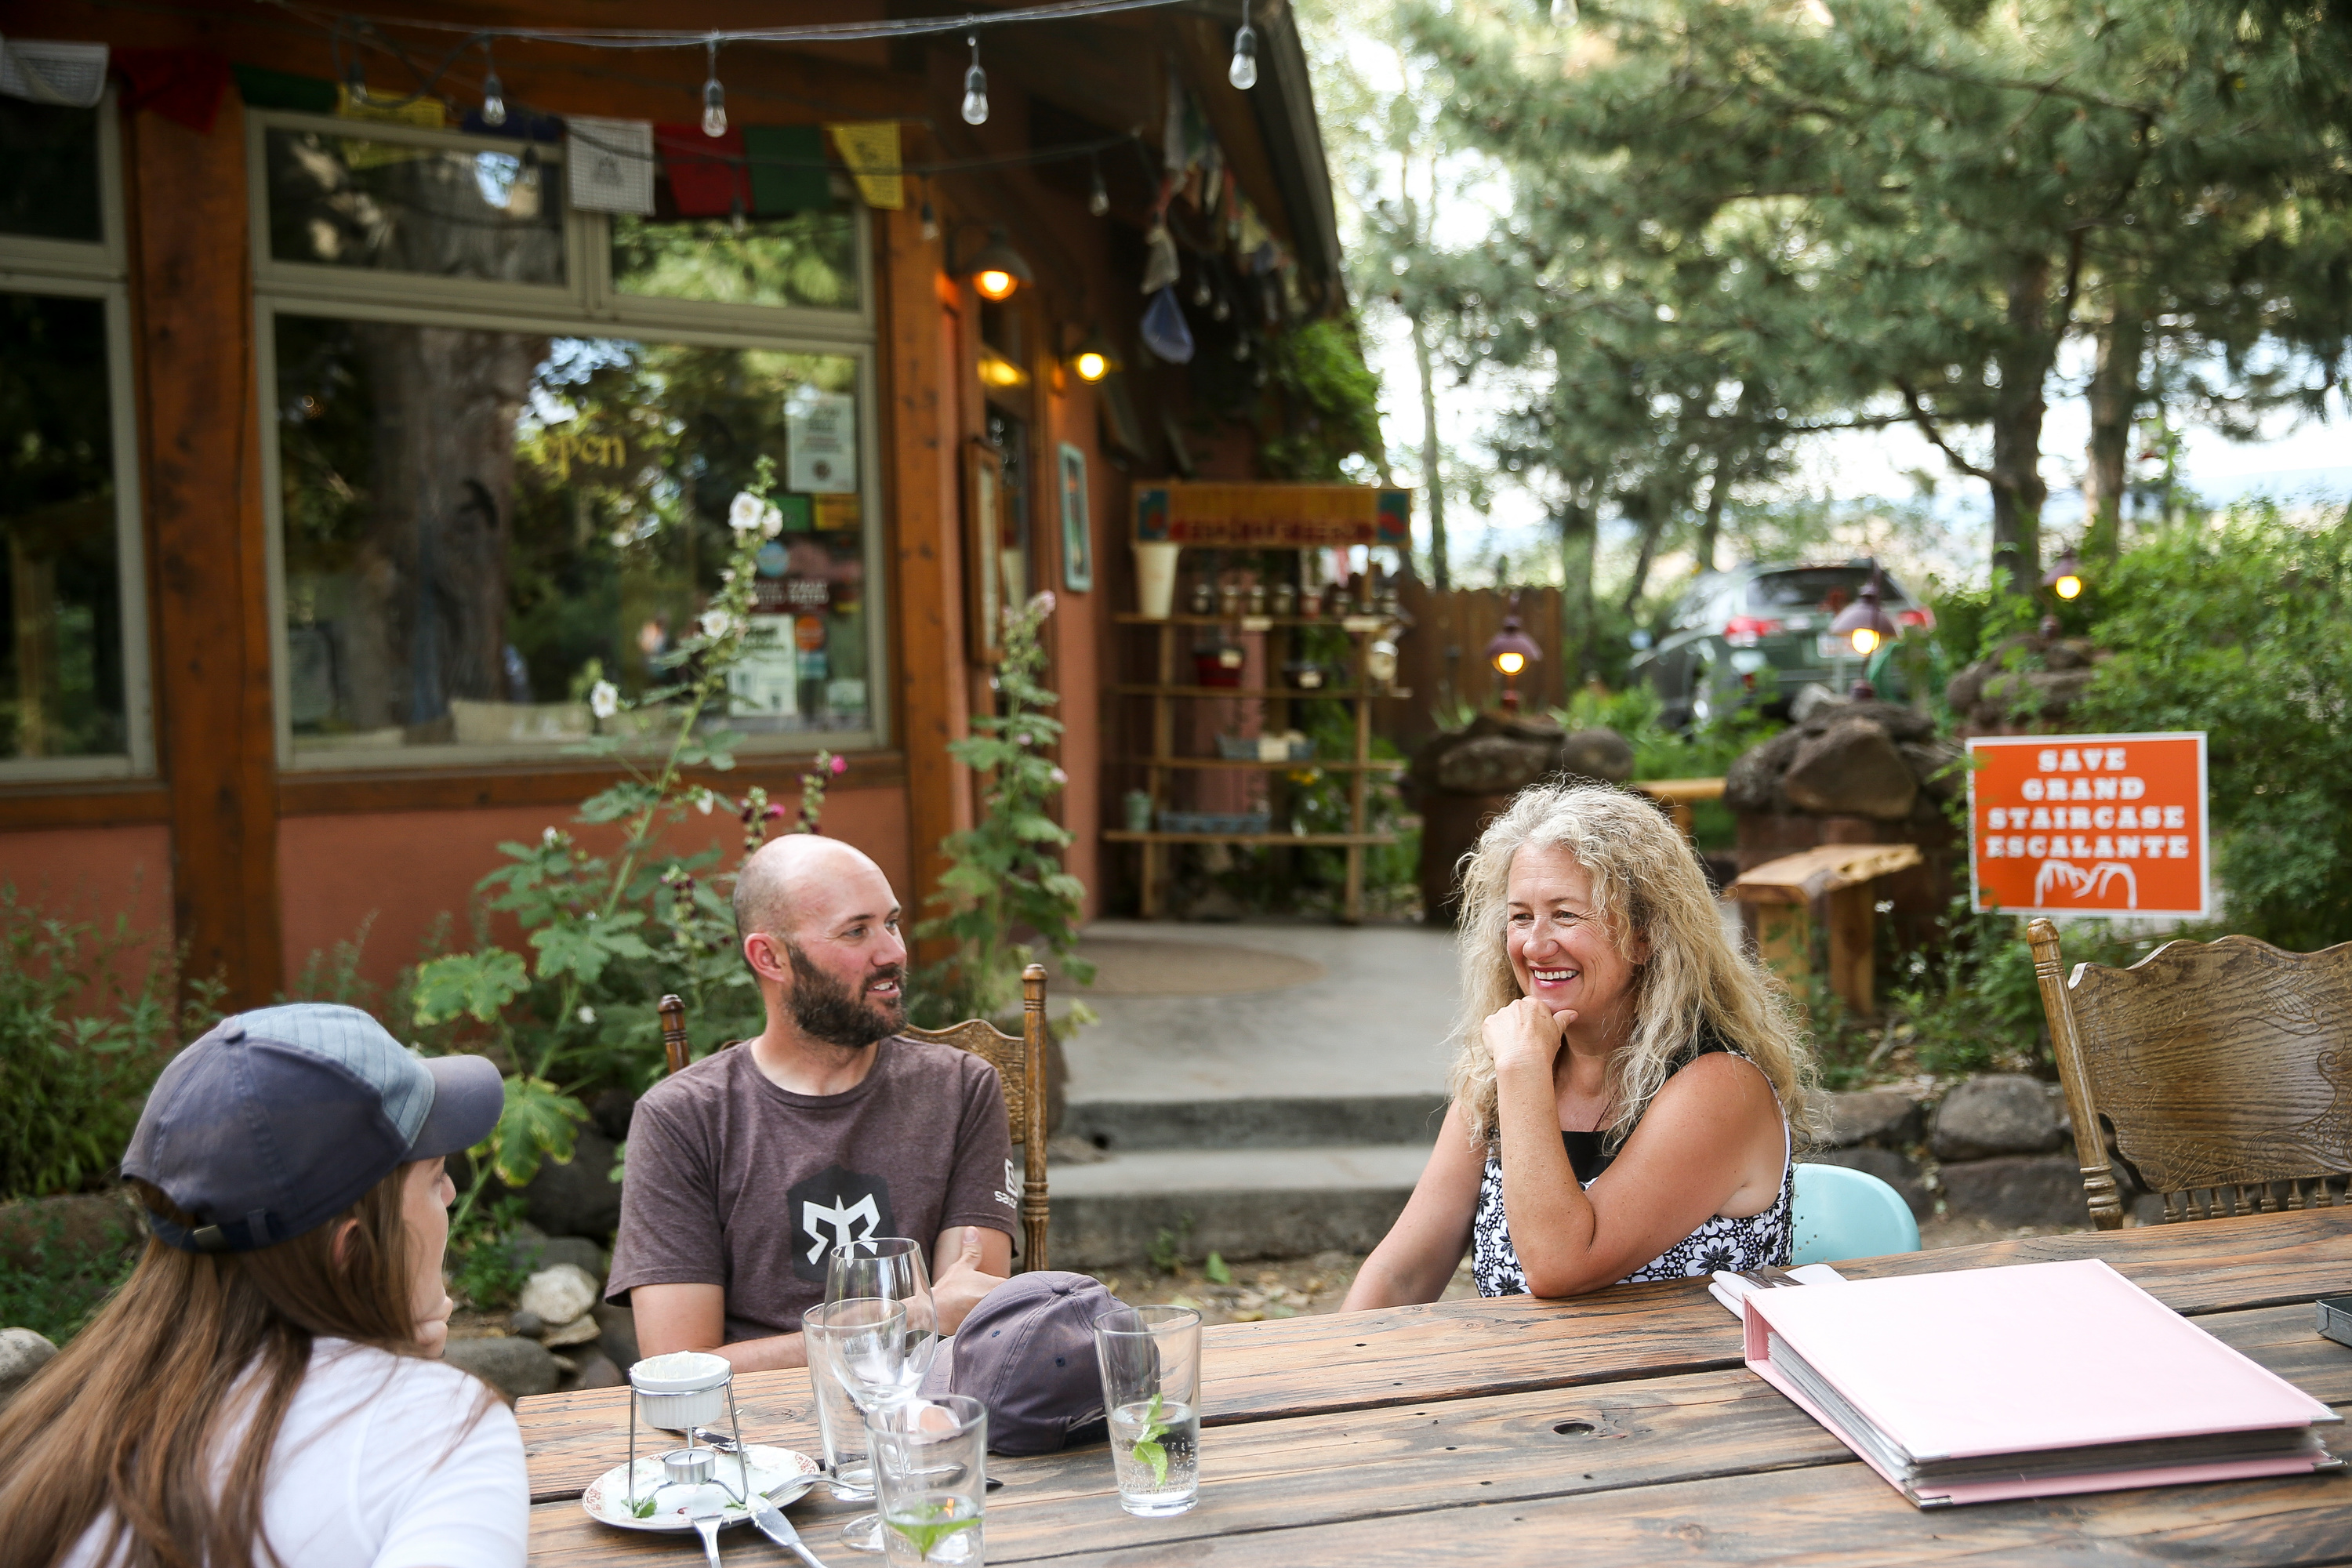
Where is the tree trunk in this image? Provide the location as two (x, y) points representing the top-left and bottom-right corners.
(1558, 493), (1596, 683)
(1987, 252), (2054, 597)
(1697, 452), (1729, 574)
(2082, 298), (2143, 564)
(1619, 491), (1668, 616)
(1410, 307), (1448, 591)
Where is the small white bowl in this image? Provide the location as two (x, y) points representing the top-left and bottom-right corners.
(630, 1351), (731, 1430)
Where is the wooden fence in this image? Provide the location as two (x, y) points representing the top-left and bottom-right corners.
(1385, 580), (1569, 751)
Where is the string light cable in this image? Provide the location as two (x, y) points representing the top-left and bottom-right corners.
(281, 0), (1200, 53)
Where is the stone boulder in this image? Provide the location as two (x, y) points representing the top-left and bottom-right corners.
(0, 1327), (58, 1410)
(1558, 728), (1635, 786)
(1820, 1090), (1924, 1149)
(593, 1301), (641, 1371)
(443, 1334), (559, 1399)
(1932, 1075), (2064, 1160)
(516, 1126), (622, 1240)
(1938, 1153), (2088, 1228)
(1433, 734), (1558, 795)
(517, 1263), (601, 1327)
(1946, 633), (2109, 736)
(1782, 716), (1918, 820)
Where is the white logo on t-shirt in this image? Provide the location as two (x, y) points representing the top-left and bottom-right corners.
(802, 1192), (882, 1263)
(995, 1157), (1019, 1209)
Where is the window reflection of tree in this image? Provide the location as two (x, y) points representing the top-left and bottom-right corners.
(0, 294), (123, 759)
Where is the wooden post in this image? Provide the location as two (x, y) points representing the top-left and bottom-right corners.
(1824, 884), (1877, 1018)
(127, 97), (283, 1006)
(1344, 622), (1370, 924)
(1019, 962), (1051, 1272)
(1141, 619), (1172, 918)
(658, 995), (691, 1076)
(1726, 843), (1922, 1019)
(2029, 916), (2126, 1230)
(1752, 902), (1813, 996)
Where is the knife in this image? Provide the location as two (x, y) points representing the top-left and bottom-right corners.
(748, 1491), (829, 1568)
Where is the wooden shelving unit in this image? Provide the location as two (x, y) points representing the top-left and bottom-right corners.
(1112, 606), (1407, 923)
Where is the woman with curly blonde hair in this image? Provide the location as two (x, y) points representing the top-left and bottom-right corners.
(1346, 781), (1813, 1303)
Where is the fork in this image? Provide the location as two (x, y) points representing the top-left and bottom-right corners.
(1736, 1265), (1803, 1290)
(688, 1494), (725, 1568)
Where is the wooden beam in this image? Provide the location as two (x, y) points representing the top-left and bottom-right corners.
(125, 96), (282, 1007)
(1825, 882), (1877, 1018)
(1726, 842), (1921, 906)
(876, 202), (968, 964)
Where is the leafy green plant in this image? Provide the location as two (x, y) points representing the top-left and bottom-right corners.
(405, 461), (834, 1225)
(0, 888), (225, 1200)
(0, 1207), (141, 1344)
(445, 1194), (538, 1311)
(1127, 1391), (1173, 1486)
(1146, 1213), (1196, 1276)
(886, 1499), (984, 1557)
(912, 592), (1097, 1028)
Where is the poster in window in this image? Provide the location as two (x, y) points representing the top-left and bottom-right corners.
(965, 439), (1005, 663)
(1058, 442), (1093, 593)
(786, 390), (858, 493)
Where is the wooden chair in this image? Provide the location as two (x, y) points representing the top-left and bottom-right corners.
(655, 963), (1052, 1271)
(2027, 916), (2352, 1229)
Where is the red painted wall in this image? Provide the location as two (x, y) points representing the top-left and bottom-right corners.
(275, 784), (914, 992)
(0, 825), (175, 933)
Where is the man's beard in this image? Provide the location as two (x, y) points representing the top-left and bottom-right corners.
(784, 941), (905, 1051)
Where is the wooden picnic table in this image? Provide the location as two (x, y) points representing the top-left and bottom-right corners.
(519, 1209), (2352, 1564)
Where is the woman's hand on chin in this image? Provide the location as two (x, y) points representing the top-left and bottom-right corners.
(1485, 996), (1573, 1077)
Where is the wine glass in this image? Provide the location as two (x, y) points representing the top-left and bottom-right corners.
(823, 1238), (939, 1552)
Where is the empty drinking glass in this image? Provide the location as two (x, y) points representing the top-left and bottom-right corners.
(868, 1395), (988, 1567)
(1091, 1305), (1203, 1516)
(828, 1236), (940, 1371)
(803, 1298), (906, 1524)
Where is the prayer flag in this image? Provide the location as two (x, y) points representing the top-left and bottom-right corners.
(826, 121), (902, 209)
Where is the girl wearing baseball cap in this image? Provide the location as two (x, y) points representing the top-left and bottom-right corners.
(0, 1004), (521, 1568)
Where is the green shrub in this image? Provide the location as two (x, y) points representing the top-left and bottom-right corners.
(1556, 684), (1780, 851)
(2075, 503), (2352, 951)
(0, 1207), (140, 1344)
(0, 889), (222, 1200)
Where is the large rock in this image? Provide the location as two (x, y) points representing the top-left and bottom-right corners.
(1433, 734), (1557, 795)
(517, 1125), (622, 1239)
(1782, 717), (1918, 819)
(517, 1263), (601, 1327)
(535, 1236), (608, 1281)
(1939, 1153), (2089, 1228)
(1932, 1075), (2063, 1160)
(0, 1327), (58, 1409)
(442, 1334), (560, 1399)
(1820, 1091), (1923, 1149)
(1723, 728), (1804, 814)
(590, 1087), (639, 1143)
(1809, 1147), (1931, 1221)
(593, 1301), (641, 1371)
(1558, 728), (1635, 785)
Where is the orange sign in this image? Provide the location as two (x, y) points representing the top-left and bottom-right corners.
(1966, 733), (2208, 918)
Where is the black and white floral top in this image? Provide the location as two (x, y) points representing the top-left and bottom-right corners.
(1470, 1046), (1792, 1296)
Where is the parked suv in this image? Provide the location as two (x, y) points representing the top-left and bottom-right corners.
(1632, 560), (1932, 725)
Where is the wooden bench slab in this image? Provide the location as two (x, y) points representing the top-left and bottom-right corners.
(1726, 842), (1922, 906)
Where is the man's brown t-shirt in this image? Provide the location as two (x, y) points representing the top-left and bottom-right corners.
(605, 1037), (1015, 1344)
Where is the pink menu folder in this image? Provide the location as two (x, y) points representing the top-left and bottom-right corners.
(1744, 1258), (2339, 1507)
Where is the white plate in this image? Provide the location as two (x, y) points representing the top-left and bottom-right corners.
(582, 1444), (820, 1532)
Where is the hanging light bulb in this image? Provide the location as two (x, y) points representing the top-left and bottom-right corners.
(961, 34), (989, 126)
(1087, 158), (1109, 217)
(343, 57), (368, 105)
(1211, 292), (1231, 323)
(1192, 272), (1212, 307)
(730, 195), (748, 235)
(702, 38), (728, 138)
(920, 199), (940, 242)
(1229, 1), (1260, 89)
(1233, 336), (1251, 361)
(1548, 0), (1580, 24)
(519, 144), (541, 190)
(479, 39), (506, 127)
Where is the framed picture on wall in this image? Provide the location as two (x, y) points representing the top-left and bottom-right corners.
(1058, 442), (1093, 593)
(964, 437), (1005, 663)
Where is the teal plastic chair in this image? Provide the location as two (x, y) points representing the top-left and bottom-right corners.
(1789, 1162), (1922, 1264)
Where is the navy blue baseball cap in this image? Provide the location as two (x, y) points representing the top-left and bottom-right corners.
(122, 1004), (504, 1254)
(924, 1272), (1120, 1454)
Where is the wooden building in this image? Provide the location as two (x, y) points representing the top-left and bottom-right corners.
(0, 1), (1351, 1004)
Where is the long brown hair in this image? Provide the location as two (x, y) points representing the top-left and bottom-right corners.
(0, 1163), (460, 1568)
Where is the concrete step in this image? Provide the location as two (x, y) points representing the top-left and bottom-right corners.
(1062, 1094), (1450, 1152)
(1041, 1143), (1434, 1270)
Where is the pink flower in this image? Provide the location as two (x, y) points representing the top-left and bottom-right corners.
(829, 754), (848, 775)
(1029, 590), (1057, 619)
(1050, 766), (1068, 786)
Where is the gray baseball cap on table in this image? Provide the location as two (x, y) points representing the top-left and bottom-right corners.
(924, 1272), (1122, 1454)
(122, 1003), (503, 1254)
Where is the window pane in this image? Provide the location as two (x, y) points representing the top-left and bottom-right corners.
(612, 206), (859, 310)
(274, 318), (873, 755)
(0, 100), (102, 242)
(1, 293), (126, 760)
(264, 128), (564, 284)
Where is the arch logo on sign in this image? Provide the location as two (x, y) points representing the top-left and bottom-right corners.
(1965, 732), (2207, 919)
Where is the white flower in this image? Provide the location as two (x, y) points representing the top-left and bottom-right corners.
(589, 680), (620, 719)
(1029, 590), (1057, 618)
(695, 789), (716, 815)
(728, 491), (765, 534)
(542, 826), (560, 846)
(576, 1005), (597, 1025)
(700, 608), (734, 639)
(761, 502), (784, 538)
(1050, 766), (1068, 785)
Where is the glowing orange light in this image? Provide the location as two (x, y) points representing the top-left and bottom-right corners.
(974, 268), (1018, 301)
(1849, 626), (1882, 655)
(1073, 350), (1110, 382)
(2055, 574), (2083, 600)
(1494, 650), (1527, 676)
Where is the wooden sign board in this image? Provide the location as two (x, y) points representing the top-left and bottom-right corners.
(1965, 732), (2209, 919)
(1132, 481), (1411, 549)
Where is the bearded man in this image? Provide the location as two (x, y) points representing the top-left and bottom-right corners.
(608, 834), (1016, 1370)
